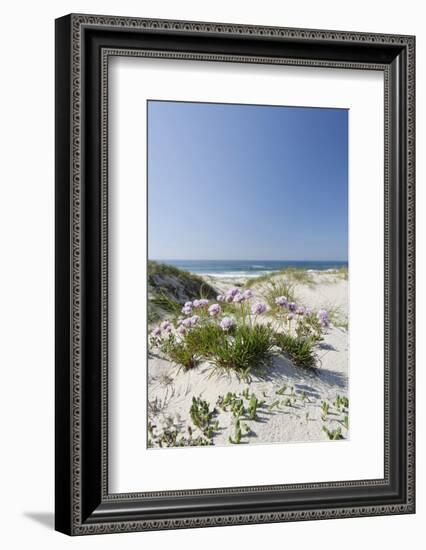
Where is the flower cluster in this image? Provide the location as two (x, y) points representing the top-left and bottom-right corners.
(161, 320), (173, 331)
(220, 316), (236, 331)
(181, 299), (210, 315)
(150, 320), (173, 340)
(217, 287), (253, 304)
(176, 314), (200, 335)
(149, 281), (336, 376)
(208, 303), (221, 317)
(150, 326), (162, 339)
(178, 315), (200, 328)
(274, 295), (330, 331)
(251, 302), (268, 315)
(275, 295), (288, 307)
(317, 309), (330, 328)
(193, 298), (209, 309)
(152, 287), (331, 352)
(275, 297), (306, 314)
(181, 303), (193, 315)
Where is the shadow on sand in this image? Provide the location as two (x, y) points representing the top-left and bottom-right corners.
(253, 354), (347, 391)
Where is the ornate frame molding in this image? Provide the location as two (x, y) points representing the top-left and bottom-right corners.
(55, 14), (415, 535)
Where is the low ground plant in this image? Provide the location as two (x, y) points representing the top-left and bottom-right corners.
(148, 422), (215, 448)
(148, 380), (350, 447)
(190, 396), (219, 439)
(322, 425), (343, 440)
(229, 417), (243, 444)
(334, 394), (349, 411)
(217, 389), (266, 420)
(216, 389), (266, 444)
(320, 400), (330, 421)
(147, 426), (189, 448)
(148, 396), (220, 448)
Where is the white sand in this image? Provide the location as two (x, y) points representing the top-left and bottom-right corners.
(148, 271), (348, 447)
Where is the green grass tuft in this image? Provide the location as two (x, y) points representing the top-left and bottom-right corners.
(208, 323), (275, 379)
(150, 293), (182, 315)
(245, 271), (276, 288)
(178, 321), (275, 379)
(246, 268), (315, 293)
(158, 335), (199, 370)
(279, 267), (315, 285)
(259, 278), (296, 311)
(183, 322), (224, 359)
(274, 332), (317, 369)
(323, 304), (348, 330)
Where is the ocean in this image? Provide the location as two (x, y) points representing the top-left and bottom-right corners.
(155, 260), (348, 279)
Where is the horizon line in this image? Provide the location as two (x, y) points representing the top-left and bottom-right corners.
(150, 258), (349, 262)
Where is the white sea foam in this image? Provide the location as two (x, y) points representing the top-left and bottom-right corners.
(201, 270), (275, 279)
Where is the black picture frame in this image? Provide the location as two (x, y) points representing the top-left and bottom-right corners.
(55, 13), (415, 535)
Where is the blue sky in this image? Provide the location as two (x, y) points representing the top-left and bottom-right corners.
(148, 100), (348, 261)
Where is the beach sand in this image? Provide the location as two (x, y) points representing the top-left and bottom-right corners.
(148, 271), (349, 447)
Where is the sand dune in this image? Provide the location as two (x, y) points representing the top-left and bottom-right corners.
(148, 271), (349, 448)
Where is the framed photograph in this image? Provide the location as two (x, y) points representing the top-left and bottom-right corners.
(55, 14), (415, 535)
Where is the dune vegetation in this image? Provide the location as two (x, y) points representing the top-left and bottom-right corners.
(148, 260), (217, 322)
(147, 262), (349, 449)
(149, 285), (329, 378)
